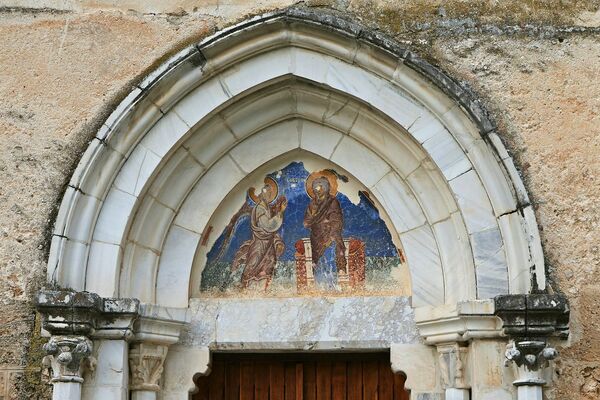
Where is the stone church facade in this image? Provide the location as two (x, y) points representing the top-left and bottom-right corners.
(0, 1), (598, 400)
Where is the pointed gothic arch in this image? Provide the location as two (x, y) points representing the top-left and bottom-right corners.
(38, 9), (561, 400)
(50, 15), (543, 307)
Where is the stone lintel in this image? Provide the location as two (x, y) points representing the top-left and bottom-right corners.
(414, 300), (502, 345)
(494, 294), (569, 341)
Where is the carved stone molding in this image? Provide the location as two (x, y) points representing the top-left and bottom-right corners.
(42, 336), (95, 383)
(415, 300), (503, 345)
(437, 343), (469, 390)
(129, 343), (168, 392)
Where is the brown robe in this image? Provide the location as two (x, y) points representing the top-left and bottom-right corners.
(304, 194), (346, 271)
(232, 202), (284, 287)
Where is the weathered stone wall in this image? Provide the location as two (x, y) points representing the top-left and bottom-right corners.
(0, 1), (598, 398)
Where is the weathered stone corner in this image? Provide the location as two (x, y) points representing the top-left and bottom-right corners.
(495, 294), (570, 341)
(36, 290), (140, 338)
(36, 290), (103, 336)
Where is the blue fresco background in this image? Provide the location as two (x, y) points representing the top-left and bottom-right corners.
(206, 161), (399, 265)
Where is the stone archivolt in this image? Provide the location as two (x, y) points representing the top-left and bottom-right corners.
(36, 8), (571, 400)
(49, 8), (544, 310)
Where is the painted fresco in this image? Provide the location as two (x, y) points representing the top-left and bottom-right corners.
(200, 161), (407, 296)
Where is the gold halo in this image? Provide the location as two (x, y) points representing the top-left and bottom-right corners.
(248, 176), (278, 204)
(305, 170), (338, 199)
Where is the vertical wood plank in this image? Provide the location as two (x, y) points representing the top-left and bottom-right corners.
(347, 361), (362, 400)
(225, 361), (241, 400)
(255, 361), (270, 400)
(209, 361), (226, 400)
(304, 361), (317, 400)
(316, 361), (332, 400)
(331, 362), (347, 400)
(296, 363), (304, 400)
(194, 374), (210, 400)
(240, 361), (254, 400)
(377, 361), (393, 400)
(271, 361), (285, 400)
(284, 363), (297, 400)
(362, 361), (378, 400)
(392, 373), (409, 400)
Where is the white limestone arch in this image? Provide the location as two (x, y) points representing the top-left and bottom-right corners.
(49, 11), (544, 314)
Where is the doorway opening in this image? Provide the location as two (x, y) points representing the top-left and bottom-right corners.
(193, 353), (409, 400)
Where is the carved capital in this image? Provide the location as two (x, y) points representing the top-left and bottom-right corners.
(437, 343), (469, 389)
(42, 336), (96, 383)
(505, 340), (557, 387)
(495, 293), (566, 389)
(129, 343), (169, 392)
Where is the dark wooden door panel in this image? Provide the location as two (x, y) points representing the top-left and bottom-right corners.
(193, 354), (409, 400)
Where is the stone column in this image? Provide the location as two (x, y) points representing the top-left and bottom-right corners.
(42, 336), (95, 400)
(495, 294), (569, 400)
(437, 343), (470, 400)
(83, 298), (139, 400)
(36, 290), (142, 400)
(504, 340), (557, 400)
(128, 304), (190, 399)
(36, 291), (103, 400)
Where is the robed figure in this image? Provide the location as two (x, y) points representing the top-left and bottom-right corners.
(303, 170), (347, 289)
(226, 177), (287, 290)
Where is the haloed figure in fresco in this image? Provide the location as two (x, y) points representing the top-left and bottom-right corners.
(304, 170), (347, 290)
(231, 177), (287, 290)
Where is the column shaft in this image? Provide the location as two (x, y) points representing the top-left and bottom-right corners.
(132, 390), (158, 400)
(445, 388), (470, 400)
(517, 385), (543, 400)
(52, 382), (82, 400)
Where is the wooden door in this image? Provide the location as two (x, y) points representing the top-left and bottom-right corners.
(193, 354), (409, 400)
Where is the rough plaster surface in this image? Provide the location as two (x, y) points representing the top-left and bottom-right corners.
(430, 34), (600, 399)
(0, 1), (598, 398)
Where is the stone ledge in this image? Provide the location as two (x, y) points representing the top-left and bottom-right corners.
(414, 300), (503, 345)
(36, 290), (104, 336)
(36, 290), (190, 344)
